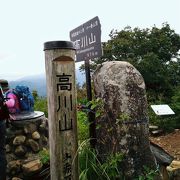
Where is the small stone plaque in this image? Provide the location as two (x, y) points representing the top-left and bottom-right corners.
(151, 105), (175, 115)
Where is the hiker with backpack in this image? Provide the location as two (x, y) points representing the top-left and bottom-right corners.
(0, 81), (35, 180)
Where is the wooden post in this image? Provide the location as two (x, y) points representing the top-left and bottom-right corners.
(44, 41), (78, 180)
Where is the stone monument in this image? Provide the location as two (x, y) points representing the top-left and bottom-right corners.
(93, 61), (157, 178)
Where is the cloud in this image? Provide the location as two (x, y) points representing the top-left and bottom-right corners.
(0, 54), (7, 60)
(0, 53), (13, 61)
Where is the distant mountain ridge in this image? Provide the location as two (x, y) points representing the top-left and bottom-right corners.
(9, 74), (47, 97)
(9, 69), (85, 97)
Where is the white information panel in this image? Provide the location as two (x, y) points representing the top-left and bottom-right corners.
(151, 104), (175, 115)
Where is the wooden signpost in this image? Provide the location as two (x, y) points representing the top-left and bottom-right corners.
(70, 16), (102, 148)
(44, 41), (78, 180)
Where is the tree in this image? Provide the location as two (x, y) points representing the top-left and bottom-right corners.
(92, 23), (180, 99)
(32, 89), (38, 101)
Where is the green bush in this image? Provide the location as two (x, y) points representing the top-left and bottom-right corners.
(78, 140), (124, 180)
(77, 111), (89, 143)
(34, 97), (48, 117)
(136, 165), (159, 180)
(170, 86), (180, 129)
(39, 148), (50, 165)
(147, 86), (180, 131)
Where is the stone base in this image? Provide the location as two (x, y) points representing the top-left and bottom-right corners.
(6, 111), (49, 179)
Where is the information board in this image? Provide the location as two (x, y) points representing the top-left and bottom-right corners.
(151, 104), (175, 115)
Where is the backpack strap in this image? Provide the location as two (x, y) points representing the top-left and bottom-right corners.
(0, 92), (10, 120)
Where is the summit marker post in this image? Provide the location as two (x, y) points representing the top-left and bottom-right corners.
(44, 41), (78, 180)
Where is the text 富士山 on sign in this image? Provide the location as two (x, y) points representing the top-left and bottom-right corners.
(70, 16), (102, 62)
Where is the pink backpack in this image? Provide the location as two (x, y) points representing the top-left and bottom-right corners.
(5, 90), (20, 114)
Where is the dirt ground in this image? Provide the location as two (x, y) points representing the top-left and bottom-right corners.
(150, 129), (180, 160)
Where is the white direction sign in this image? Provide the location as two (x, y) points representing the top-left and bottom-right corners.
(151, 104), (175, 115)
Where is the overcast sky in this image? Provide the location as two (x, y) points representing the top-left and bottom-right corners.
(0, 0), (179, 80)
